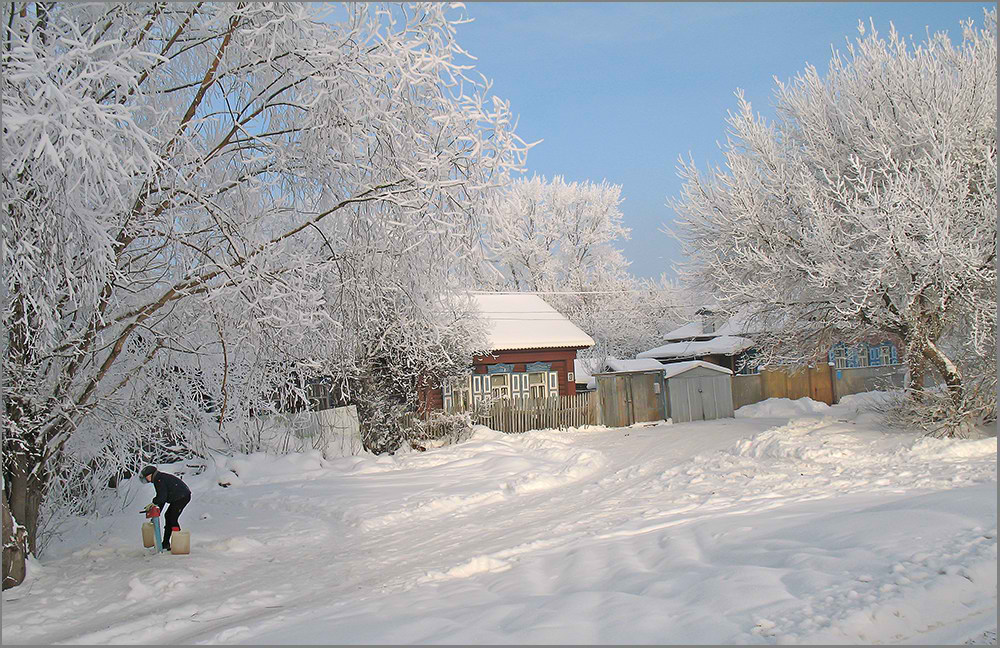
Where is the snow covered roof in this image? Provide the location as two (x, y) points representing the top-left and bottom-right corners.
(662, 321), (703, 340)
(637, 335), (754, 360)
(662, 314), (755, 341)
(661, 360), (733, 379)
(472, 293), (594, 352)
(574, 356), (664, 390)
(574, 357), (664, 379)
(606, 357), (665, 373)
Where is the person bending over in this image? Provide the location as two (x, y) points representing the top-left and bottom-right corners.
(140, 465), (191, 551)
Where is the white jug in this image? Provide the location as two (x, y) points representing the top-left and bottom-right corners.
(170, 529), (191, 555)
(141, 521), (155, 548)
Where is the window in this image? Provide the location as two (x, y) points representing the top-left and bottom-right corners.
(306, 382), (332, 411)
(527, 372), (546, 399)
(734, 350), (761, 375)
(879, 345), (892, 366)
(833, 345), (848, 369)
(451, 377), (471, 410)
(490, 373), (510, 398)
(856, 344), (870, 368)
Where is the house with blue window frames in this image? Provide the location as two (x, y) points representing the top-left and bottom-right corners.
(417, 293), (595, 412)
(827, 339), (899, 369)
(638, 308), (902, 374)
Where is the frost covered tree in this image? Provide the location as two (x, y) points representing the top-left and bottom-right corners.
(477, 175), (685, 360)
(566, 274), (689, 363)
(671, 10), (996, 434)
(478, 175), (631, 293)
(2, 1), (525, 583)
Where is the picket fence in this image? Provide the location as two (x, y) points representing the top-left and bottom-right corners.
(407, 392), (597, 436)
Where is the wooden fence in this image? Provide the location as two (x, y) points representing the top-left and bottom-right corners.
(407, 392), (597, 436)
(731, 365), (834, 408)
(760, 365), (834, 405)
(732, 363), (907, 410)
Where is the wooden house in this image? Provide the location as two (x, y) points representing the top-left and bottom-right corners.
(421, 293), (595, 411)
(637, 308), (758, 374)
(639, 308), (902, 375)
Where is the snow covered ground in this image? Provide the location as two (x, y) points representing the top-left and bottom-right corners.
(3, 394), (996, 645)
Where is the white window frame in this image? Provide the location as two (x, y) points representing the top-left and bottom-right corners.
(527, 371), (547, 399)
(879, 345), (892, 366)
(306, 382), (331, 411)
(856, 344), (870, 368)
(447, 377), (471, 411)
(490, 373), (510, 399)
(833, 346), (848, 369)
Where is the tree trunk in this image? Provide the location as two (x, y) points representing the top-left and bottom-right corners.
(2, 488), (28, 590)
(921, 336), (964, 407)
(7, 454), (45, 557)
(902, 335), (927, 395)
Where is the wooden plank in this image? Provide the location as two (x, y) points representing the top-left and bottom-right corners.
(760, 369), (787, 400)
(809, 365), (834, 405)
(732, 374), (763, 410)
(786, 367), (810, 400)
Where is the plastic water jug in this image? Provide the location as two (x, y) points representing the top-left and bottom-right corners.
(141, 521), (155, 548)
(170, 529), (190, 555)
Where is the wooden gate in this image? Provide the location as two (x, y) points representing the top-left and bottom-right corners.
(666, 368), (734, 423)
(808, 365), (834, 405)
(595, 371), (667, 427)
(597, 374), (630, 428)
(630, 372), (666, 423)
(758, 365), (834, 406)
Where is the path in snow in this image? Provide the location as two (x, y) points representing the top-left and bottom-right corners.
(2, 408), (996, 644)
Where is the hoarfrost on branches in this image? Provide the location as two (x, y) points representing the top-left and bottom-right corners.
(670, 9), (997, 434)
(477, 175), (688, 360)
(2, 1), (526, 562)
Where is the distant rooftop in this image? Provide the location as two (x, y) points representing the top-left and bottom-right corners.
(662, 311), (755, 342)
(637, 335), (754, 360)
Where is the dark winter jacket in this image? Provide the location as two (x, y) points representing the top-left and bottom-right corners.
(151, 471), (191, 508)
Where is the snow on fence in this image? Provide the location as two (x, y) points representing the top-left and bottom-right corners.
(410, 392), (597, 436)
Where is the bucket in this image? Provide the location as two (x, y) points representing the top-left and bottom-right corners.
(141, 521), (155, 548)
(170, 529), (190, 555)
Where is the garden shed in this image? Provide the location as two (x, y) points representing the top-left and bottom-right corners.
(593, 369), (667, 428)
(663, 360), (734, 423)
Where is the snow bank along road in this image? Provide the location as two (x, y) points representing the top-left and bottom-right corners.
(2, 398), (996, 644)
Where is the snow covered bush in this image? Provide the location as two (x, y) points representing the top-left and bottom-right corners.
(871, 376), (997, 439)
(671, 9), (997, 435)
(405, 409), (480, 451)
(2, 1), (525, 573)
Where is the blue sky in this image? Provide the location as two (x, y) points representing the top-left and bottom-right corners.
(450, 2), (993, 280)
